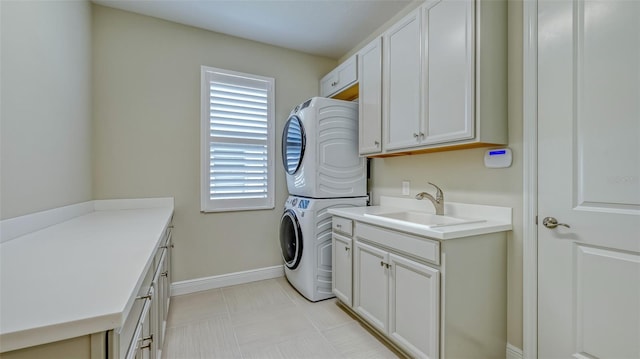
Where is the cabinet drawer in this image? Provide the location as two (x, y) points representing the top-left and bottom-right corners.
(155, 226), (171, 268)
(117, 264), (154, 359)
(355, 222), (440, 265)
(320, 56), (358, 98)
(332, 217), (353, 236)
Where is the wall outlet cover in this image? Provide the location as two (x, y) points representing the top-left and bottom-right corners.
(402, 181), (410, 195)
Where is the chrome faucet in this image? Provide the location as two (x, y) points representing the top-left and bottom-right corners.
(415, 182), (444, 215)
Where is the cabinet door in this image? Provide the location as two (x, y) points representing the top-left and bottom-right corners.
(358, 37), (383, 155)
(154, 248), (168, 356)
(423, 0), (474, 145)
(353, 241), (389, 333)
(332, 233), (353, 306)
(383, 9), (423, 151)
(388, 254), (440, 359)
(320, 55), (357, 98)
(160, 230), (172, 342)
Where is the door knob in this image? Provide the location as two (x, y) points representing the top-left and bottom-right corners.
(542, 217), (570, 229)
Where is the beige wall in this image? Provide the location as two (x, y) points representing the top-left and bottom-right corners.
(2, 0), (524, 349)
(346, 0), (524, 349)
(0, 0), (92, 219)
(91, 5), (337, 282)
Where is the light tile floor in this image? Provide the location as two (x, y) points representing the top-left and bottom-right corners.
(162, 277), (402, 359)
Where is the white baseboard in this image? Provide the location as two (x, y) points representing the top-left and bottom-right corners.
(171, 265), (284, 296)
(507, 343), (524, 359)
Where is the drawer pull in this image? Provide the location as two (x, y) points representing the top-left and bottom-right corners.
(136, 293), (152, 300)
(141, 342), (152, 351)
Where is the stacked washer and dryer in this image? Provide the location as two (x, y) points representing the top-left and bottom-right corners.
(279, 97), (367, 302)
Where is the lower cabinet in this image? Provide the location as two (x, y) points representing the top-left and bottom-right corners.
(331, 233), (353, 306)
(389, 253), (439, 359)
(353, 241), (439, 359)
(113, 225), (173, 359)
(353, 241), (388, 333)
(334, 218), (507, 359)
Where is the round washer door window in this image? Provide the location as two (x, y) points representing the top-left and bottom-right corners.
(282, 115), (305, 175)
(279, 209), (303, 269)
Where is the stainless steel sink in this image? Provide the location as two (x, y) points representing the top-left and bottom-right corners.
(364, 211), (485, 228)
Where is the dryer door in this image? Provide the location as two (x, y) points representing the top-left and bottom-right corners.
(282, 115), (305, 175)
(279, 209), (303, 269)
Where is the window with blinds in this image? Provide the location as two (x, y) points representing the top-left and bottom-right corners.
(201, 66), (275, 212)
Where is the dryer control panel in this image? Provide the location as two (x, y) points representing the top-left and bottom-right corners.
(286, 197), (310, 209)
(297, 199), (309, 209)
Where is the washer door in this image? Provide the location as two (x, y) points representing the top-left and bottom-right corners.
(282, 115), (305, 175)
(279, 209), (303, 269)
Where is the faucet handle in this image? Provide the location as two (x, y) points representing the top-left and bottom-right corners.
(427, 182), (443, 202)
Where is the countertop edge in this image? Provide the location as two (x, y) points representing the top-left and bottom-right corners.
(0, 312), (121, 353)
(328, 204), (512, 240)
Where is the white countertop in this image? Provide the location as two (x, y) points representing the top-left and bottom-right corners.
(0, 198), (174, 353)
(328, 196), (512, 240)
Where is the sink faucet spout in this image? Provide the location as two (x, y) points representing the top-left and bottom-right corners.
(415, 182), (445, 215)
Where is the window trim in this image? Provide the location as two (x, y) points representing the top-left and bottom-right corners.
(200, 66), (276, 212)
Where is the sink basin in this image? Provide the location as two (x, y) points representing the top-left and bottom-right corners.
(364, 211), (485, 228)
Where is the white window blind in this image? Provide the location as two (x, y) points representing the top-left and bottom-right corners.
(201, 66), (275, 212)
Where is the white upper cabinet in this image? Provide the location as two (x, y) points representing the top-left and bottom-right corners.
(375, 0), (506, 156)
(382, 9), (424, 151)
(320, 54), (358, 99)
(319, 0), (506, 157)
(422, 0), (474, 145)
(357, 37), (383, 155)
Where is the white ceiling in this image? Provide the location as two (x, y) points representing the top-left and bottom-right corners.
(91, 0), (412, 59)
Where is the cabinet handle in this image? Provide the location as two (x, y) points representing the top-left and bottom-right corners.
(413, 133), (419, 138)
(380, 261), (384, 267)
(419, 132), (425, 138)
(374, 140), (380, 146)
(142, 335), (153, 343)
(336, 224), (342, 228)
(141, 342), (152, 351)
(136, 292), (152, 300)
(161, 271), (168, 277)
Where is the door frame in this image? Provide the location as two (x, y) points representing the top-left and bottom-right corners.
(522, 0), (538, 358)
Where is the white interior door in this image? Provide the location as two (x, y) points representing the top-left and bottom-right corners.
(538, 0), (640, 358)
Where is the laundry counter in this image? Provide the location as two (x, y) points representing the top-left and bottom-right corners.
(0, 198), (174, 354)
